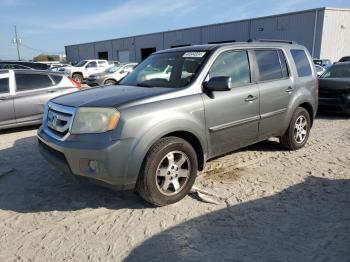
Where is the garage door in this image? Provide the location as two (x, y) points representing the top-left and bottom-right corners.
(118, 50), (130, 62)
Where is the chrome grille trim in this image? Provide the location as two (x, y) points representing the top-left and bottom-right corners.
(43, 102), (76, 141)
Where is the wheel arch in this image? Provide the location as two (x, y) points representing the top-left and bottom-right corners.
(298, 102), (314, 126)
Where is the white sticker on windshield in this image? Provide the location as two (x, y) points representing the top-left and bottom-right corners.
(183, 52), (206, 58)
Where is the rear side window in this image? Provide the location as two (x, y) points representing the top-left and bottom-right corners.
(209, 50), (251, 87)
(50, 75), (63, 84)
(15, 73), (54, 91)
(290, 49), (312, 77)
(255, 50), (287, 81)
(0, 77), (9, 93)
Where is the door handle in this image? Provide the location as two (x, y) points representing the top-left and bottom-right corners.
(47, 90), (57, 93)
(244, 95), (258, 102)
(286, 86), (294, 93)
(0, 97), (7, 101)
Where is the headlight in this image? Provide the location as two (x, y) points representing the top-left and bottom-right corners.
(71, 108), (120, 134)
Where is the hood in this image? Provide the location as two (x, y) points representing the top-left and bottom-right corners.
(52, 85), (175, 108)
(319, 78), (350, 91)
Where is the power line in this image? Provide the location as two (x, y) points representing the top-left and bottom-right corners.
(19, 42), (62, 55)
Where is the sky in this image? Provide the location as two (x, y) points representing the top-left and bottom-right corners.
(0, 0), (349, 60)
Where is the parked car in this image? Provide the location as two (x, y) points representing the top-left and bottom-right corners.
(0, 60), (49, 70)
(338, 56), (350, 63)
(49, 63), (71, 71)
(37, 41), (317, 206)
(63, 60), (111, 83)
(318, 62), (350, 113)
(0, 69), (80, 130)
(315, 64), (326, 76)
(86, 63), (137, 86)
(313, 59), (332, 68)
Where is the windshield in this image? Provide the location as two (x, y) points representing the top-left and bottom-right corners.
(106, 65), (121, 73)
(120, 51), (207, 88)
(75, 60), (88, 67)
(320, 64), (350, 78)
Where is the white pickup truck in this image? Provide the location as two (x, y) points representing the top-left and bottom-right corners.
(63, 60), (112, 83)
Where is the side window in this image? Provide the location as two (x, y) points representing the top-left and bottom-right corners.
(255, 50), (286, 81)
(0, 77), (9, 94)
(87, 62), (97, 68)
(209, 50), (251, 87)
(15, 73), (54, 91)
(290, 49), (312, 77)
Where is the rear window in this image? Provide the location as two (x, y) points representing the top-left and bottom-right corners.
(0, 77), (9, 93)
(15, 73), (54, 91)
(255, 50), (288, 81)
(290, 49), (312, 77)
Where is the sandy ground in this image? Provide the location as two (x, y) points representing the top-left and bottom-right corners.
(0, 114), (349, 262)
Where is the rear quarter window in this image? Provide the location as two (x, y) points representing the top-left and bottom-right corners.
(290, 49), (312, 77)
(50, 75), (63, 85)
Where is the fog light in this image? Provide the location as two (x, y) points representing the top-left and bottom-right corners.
(88, 160), (98, 172)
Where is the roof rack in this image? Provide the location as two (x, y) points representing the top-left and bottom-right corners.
(247, 38), (297, 44)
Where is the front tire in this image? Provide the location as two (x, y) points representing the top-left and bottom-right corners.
(104, 79), (117, 85)
(136, 137), (198, 206)
(280, 107), (311, 150)
(72, 73), (83, 83)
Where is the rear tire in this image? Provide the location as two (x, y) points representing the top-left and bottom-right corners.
(280, 107), (311, 150)
(72, 73), (83, 83)
(136, 137), (198, 206)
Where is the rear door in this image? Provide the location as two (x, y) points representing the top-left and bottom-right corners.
(202, 50), (260, 157)
(253, 49), (294, 138)
(13, 72), (60, 123)
(0, 71), (16, 127)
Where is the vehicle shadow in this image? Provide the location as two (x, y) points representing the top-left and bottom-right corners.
(0, 136), (150, 213)
(0, 124), (40, 135)
(125, 176), (350, 262)
(316, 111), (350, 120)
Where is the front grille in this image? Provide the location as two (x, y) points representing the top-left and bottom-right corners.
(44, 102), (75, 141)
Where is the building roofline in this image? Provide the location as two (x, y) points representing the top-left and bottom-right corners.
(65, 6), (349, 48)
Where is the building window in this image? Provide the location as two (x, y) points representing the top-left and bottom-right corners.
(141, 48), (156, 60)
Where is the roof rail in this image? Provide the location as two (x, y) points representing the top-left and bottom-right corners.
(247, 38), (297, 44)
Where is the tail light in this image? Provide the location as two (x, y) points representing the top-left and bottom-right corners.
(68, 77), (81, 90)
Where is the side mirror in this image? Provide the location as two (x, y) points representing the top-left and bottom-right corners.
(204, 76), (232, 91)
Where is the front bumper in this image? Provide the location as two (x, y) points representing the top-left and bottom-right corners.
(318, 97), (350, 114)
(37, 127), (136, 190)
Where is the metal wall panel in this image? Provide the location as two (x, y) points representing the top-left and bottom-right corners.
(112, 37), (136, 61)
(163, 28), (201, 48)
(77, 43), (95, 60)
(250, 11), (316, 54)
(320, 9), (350, 62)
(202, 21), (250, 43)
(134, 33), (163, 61)
(66, 46), (80, 63)
(94, 40), (113, 60)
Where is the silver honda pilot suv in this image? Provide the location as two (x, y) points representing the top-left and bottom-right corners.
(37, 41), (318, 206)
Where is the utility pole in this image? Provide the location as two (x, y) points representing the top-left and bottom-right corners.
(14, 25), (21, 60)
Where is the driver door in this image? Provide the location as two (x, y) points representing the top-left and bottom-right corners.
(202, 50), (260, 158)
(84, 61), (98, 78)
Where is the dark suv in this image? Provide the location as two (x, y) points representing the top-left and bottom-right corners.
(38, 41), (318, 206)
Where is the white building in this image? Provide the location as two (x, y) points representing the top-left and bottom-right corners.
(65, 7), (350, 63)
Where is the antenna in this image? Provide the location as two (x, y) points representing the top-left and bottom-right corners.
(14, 25), (21, 60)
